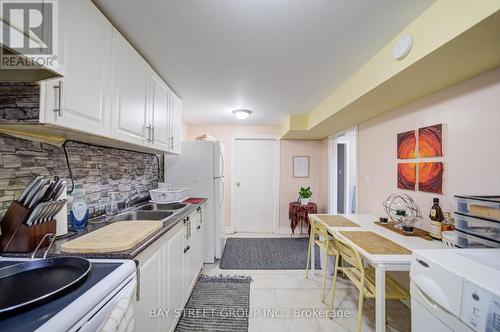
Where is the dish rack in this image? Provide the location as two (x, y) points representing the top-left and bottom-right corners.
(149, 187), (188, 204)
(0, 202), (57, 253)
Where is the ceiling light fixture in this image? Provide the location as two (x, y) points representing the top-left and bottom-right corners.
(232, 109), (252, 120)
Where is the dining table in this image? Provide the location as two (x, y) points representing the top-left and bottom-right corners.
(309, 213), (446, 332)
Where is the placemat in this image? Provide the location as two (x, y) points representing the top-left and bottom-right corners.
(375, 221), (432, 241)
(313, 215), (360, 227)
(339, 231), (411, 255)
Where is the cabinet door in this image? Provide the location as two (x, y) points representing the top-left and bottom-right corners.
(165, 227), (185, 331)
(150, 72), (171, 151)
(169, 91), (182, 154)
(111, 28), (148, 145)
(43, 0), (111, 135)
(191, 209), (204, 272)
(135, 251), (163, 331)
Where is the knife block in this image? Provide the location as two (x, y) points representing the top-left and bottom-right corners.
(0, 201), (56, 253)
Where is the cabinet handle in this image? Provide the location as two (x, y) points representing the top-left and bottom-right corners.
(135, 265), (141, 301)
(53, 80), (63, 116)
(145, 125), (153, 142)
(184, 245), (190, 253)
(151, 126), (155, 143)
(169, 136), (174, 149)
(197, 225), (201, 230)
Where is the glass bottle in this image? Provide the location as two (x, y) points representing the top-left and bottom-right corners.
(429, 198), (444, 239)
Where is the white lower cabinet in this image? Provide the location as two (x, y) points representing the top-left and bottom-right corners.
(135, 250), (163, 331)
(134, 206), (205, 332)
(165, 224), (185, 330)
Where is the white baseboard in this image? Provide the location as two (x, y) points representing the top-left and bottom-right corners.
(276, 227), (309, 237)
(223, 227), (234, 234)
(277, 227), (291, 235)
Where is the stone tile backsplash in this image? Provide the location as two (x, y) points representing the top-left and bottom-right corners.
(0, 82), (40, 123)
(0, 134), (159, 218)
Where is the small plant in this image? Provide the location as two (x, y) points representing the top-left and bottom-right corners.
(299, 187), (312, 199)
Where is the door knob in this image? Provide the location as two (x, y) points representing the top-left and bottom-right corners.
(236, 182), (240, 188)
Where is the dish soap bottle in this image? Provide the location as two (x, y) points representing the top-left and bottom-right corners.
(429, 197), (444, 240)
(69, 189), (89, 229)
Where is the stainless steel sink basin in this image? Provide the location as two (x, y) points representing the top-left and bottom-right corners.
(136, 203), (187, 211)
(110, 210), (173, 222)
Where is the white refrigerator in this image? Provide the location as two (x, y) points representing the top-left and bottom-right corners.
(165, 141), (224, 263)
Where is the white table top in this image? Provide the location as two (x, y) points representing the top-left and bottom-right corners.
(313, 213), (446, 267)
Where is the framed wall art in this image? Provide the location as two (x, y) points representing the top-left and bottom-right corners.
(293, 156), (309, 178)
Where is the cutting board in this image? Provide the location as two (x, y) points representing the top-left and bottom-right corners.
(60, 221), (162, 254)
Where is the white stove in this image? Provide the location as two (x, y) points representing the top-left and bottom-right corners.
(0, 258), (136, 332)
(410, 249), (500, 332)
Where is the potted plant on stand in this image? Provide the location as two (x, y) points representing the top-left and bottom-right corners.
(299, 187), (312, 205)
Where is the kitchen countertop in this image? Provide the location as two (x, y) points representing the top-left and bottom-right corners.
(1, 199), (207, 260)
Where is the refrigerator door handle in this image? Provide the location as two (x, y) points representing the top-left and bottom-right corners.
(220, 179), (224, 205)
(219, 149), (224, 178)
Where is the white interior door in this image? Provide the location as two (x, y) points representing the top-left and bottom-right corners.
(233, 138), (278, 233)
(329, 127), (358, 214)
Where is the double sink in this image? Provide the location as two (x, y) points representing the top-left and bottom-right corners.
(107, 203), (188, 222)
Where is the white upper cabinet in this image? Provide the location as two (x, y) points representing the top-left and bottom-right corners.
(149, 71), (171, 151)
(148, 70), (181, 154)
(7, 0), (182, 153)
(110, 28), (149, 145)
(42, 0), (112, 136)
(170, 91), (182, 154)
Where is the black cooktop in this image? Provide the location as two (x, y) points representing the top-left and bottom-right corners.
(0, 260), (120, 332)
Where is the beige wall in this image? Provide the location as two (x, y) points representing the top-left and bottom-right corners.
(358, 68), (500, 230)
(279, 140), (329, 230)
(181, 120), (190, 141)
(183, 124), (329, 231)
(185, 125), (281, 228)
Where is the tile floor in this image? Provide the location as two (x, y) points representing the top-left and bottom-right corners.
(203, 233), (411, 332)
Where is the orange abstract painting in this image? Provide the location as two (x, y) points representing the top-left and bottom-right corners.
(418, 124), (443, 157)
(397, 163), (416, 190)
(418, 162), (444, 194)
(397, 130), (416, 159)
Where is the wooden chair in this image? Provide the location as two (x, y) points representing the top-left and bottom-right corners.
(305, 217), (339, 303)
(330, 236), (409, 332)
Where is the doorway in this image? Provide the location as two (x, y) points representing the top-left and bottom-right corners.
(329, 128), (358, 214)
(232, 137), (279, 233)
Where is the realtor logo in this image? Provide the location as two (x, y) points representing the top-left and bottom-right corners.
(1, 0), (58, 69)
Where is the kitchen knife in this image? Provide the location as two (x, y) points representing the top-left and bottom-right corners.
(52, 181), (67, 201)
(24, 179), (49, 208)
(26, 203), (45, 226)
(28, 183), (50, 209)
(41, 200), (66, 224)
(37, 202), (54, 224)
(18, 176), (43, 206)
(40, 180), (56, 202)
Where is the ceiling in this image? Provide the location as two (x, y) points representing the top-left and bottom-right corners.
(93, 0), (434, 125)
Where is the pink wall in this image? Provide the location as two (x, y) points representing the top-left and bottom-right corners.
(183, 124), (329, 231)
(279, 140), (329, 230)
(181, 120), (190, 141)
(185, 125), (281, 228)
(358, 68), (500, 230)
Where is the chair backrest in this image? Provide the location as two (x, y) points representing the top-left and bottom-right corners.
(310, 217), (330, 239)
(335, 236), (365, 277)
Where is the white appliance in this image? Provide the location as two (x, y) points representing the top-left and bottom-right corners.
(410, 249), (500, 332)
(165, 141), (224, 263)
(0, 258), (136, 332)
